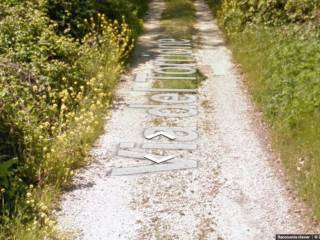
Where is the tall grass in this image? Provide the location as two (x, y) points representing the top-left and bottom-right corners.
(206, 0), (320, 218)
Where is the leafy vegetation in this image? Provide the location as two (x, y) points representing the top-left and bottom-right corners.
(211, 0), (319, 33)
(206, 0), (320, 218)
(0, 0), (148, 239)
(45, 0), (148, 39)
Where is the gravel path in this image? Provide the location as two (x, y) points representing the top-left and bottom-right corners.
(57, 0), (317, 239)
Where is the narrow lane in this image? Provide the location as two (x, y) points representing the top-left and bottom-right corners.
(57, 0), (316, 239)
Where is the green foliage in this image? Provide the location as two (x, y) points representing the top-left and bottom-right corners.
(0, 0), (148, 238)
(207, 0), (320, 218)
(227, 26), (320, 216)
(45, 0), (148, 39)
(209, 0), (319, 33)
(226, 25), (320, 131)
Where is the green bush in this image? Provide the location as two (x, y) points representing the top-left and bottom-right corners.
(0, 0), (147, 238)
(211, 0), (319, 33)
(46, 0), (148, 39)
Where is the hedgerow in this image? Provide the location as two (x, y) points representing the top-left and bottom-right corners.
(206, 0), (320, 218)
(0, 0), (147, 238)
(45, 0), (148, 39)
(213, 0), (319, 33)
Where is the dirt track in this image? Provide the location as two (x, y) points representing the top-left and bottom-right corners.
(57, 0), (317, 239)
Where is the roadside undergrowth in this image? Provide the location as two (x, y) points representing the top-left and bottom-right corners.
(206, 0), (320, 219)
(0, 18), (131, 240)
(0, 0), (148, 239)
(154, 0), (206, 89)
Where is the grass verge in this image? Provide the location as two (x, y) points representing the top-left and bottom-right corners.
(0, 28), (127, 239)
(206, 1), (320, 218)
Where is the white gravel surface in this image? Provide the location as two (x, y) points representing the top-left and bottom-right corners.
(57, 0), (318, 239)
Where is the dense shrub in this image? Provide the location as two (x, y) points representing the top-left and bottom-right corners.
(213, 0), (319, 32)
(0, 0), (147, 238)
(46, 0), (148, 39)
